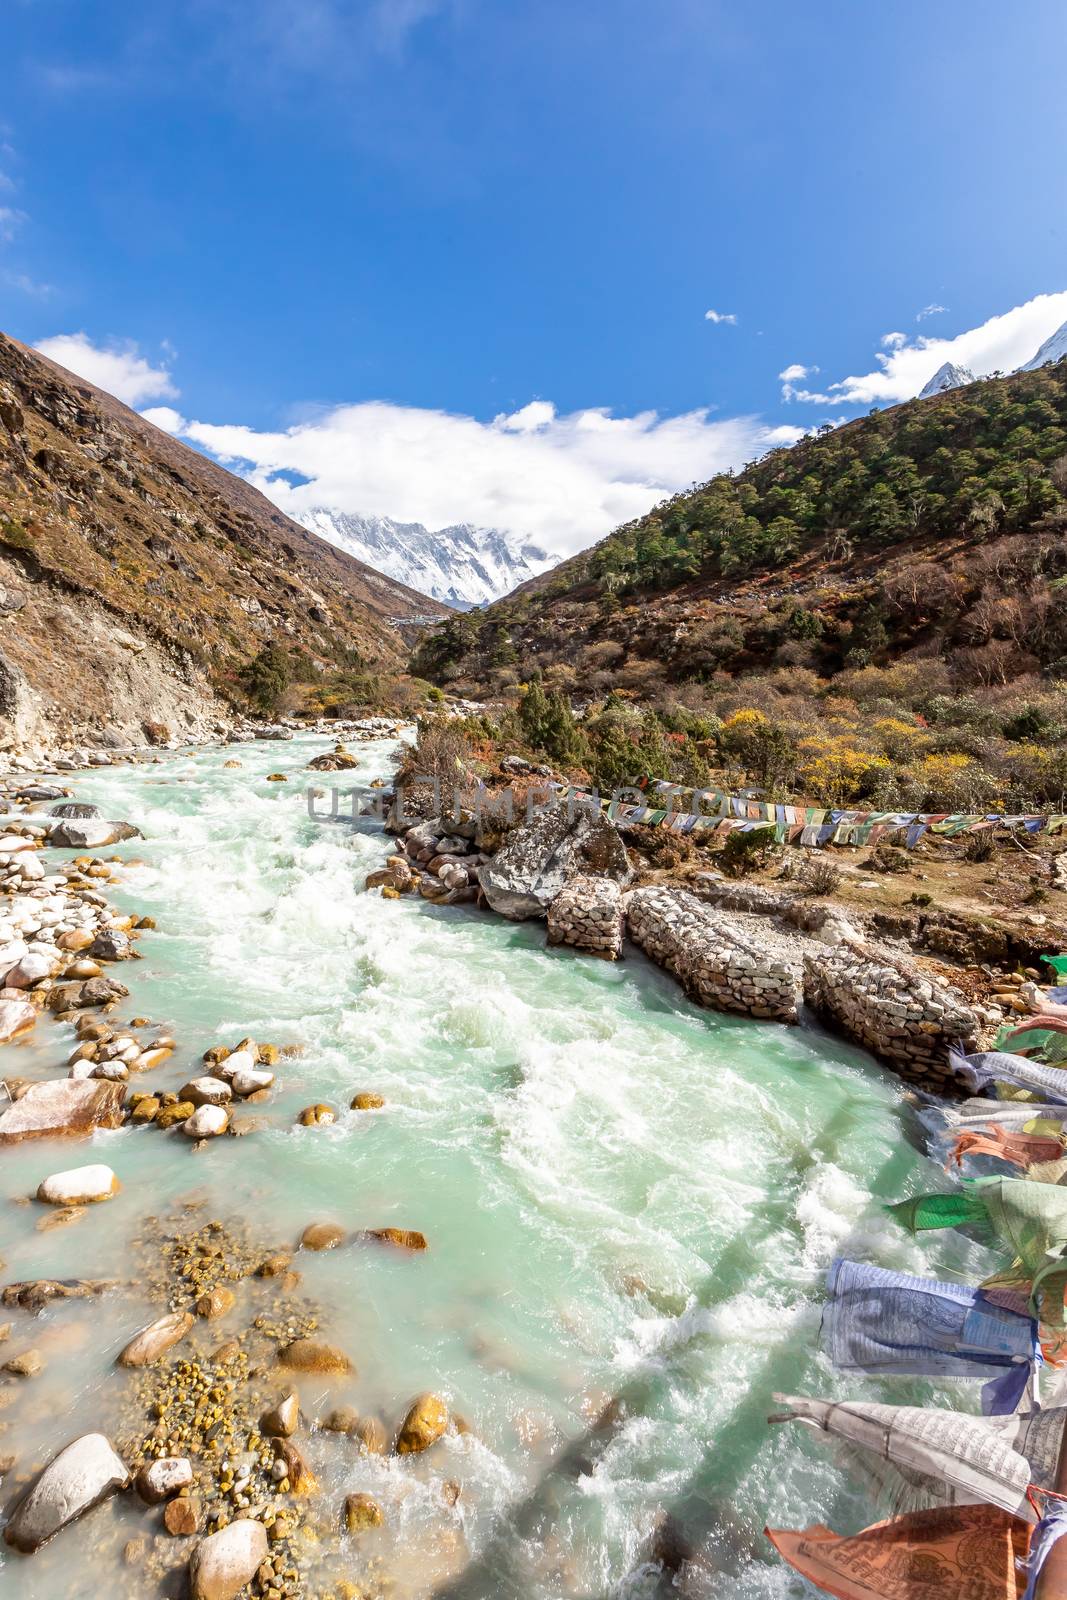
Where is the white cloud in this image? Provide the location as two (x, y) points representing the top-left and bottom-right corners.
(140, 406), (188, 434)
(916, 303), (947, 321)
(779, 363), (815, 382)
(3, 271), (54, 299)
(704, 309), (737, 325)
(159, 399), (799, 559)
(791, 290), (1067, 407)
(34, 332), (178, 407)
(0, 206), (26, 244)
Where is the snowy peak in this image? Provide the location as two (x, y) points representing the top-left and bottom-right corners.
(1019, 319), (1067, 373)
(919, 361), (975, 399)
(297, 508), (555, 609)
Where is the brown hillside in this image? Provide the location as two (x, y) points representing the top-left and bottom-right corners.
(0, 332), (448, 746)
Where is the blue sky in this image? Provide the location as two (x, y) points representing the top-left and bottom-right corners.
(2, 0), (1066, 554)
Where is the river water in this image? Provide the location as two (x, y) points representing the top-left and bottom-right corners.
(0, 732), (983, 1599)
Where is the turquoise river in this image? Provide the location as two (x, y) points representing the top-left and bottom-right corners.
(0, 731), (991, 1600)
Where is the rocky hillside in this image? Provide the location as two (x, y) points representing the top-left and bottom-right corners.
(414, 360), (1067, 814)
(0, 332), (448, 750)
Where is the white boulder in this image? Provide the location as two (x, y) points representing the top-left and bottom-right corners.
(181, 1104), (229, 1139)
(230, 1067), (273, 1097)
(37, 1164), (120, 1205)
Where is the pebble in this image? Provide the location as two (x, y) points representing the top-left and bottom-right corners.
(261, 1393), (300, 1437)
(136, 1455), (193, 1504)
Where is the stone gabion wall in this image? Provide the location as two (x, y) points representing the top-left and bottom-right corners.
(626, 887), (799, 1022)
(690, 874), (837, 933)
(546, 874), (624, 959)
(802, 946), (977, 1088)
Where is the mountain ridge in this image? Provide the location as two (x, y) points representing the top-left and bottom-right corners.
(299, 506), (553, 609)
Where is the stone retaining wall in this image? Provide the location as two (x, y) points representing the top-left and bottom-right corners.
(689, 875), (842, 934)
(547, 875), (624, 958)
(626, 887), (799, 1022)
(802, 945), (977, 1088)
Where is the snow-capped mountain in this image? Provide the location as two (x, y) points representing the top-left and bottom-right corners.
(919, 361), (975, 398)
(298, 508), (555, 610)
(1019, 319), (1067, 372)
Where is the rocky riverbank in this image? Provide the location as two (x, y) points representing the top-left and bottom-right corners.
(0, 721), (473, 1600)
(369, 781), (1058, 1091)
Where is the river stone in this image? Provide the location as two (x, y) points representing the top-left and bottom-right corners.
(0, 997), (35, 1043)
(229, 1067), (273, 1096)
(48, 801), (102, 820)
(355, 1416), (387, 1454)
(344, 1492), (384, 1531)
(300, 1222), (345, 1251)
(181, 1104), (229, 1138)
(363, 1227), (427, 1251)
(189, 1518), (268, 1600)
(164, 1495), (200, 1535)
(6, 952), (55, 988)
(48, 819), (141, 849)
(279, 1338), (352, 1375)
(321, 1405), (359, 1434)
(88, 930), (130, 961)
(136, 1456), (193, 1505)
(395, 1393), (449, 1454)
(0, 1079), (125, 1144)
(350, 1091), (385, 1110)
(477, 801), (631, 920)
(297, 1103), (336, 1126)
(272, 1437), (316, 1494)
(180, 1077), (233, 1108)
(261, 1393), (299, 1437)
(195, 1286), (235, 1319)
(118, 1310), (195, 1368)
(257, 1252), (292, 1278)
(37, 1164), (120, 1205)
(156, 1100), (194, 1129)
(5, 1348), (44, 1377)
(4, 1432), (130, 1552)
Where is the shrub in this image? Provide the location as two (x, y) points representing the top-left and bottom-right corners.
(797, 735), (890, 805)
(796, 857), (842, 895)
(238, 643), (292, 713)
(961, 831), (995, 862)
(718, 708), (797, 788)
(720, 826), (779, 877)
(863, 845), (910, 875)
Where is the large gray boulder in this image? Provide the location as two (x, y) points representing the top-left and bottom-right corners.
(4, 1433), (130, 1552)
(48, 818), (141, 849)
(477, 801), (631, 920)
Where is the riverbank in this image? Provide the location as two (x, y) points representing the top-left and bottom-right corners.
(0, 730), (996, 1600)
